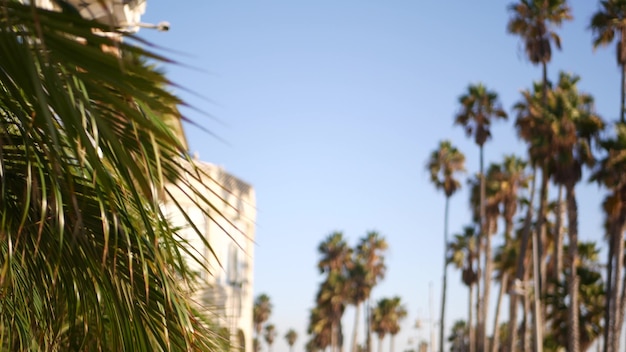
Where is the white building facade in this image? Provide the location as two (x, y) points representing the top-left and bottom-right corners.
(164, 160), (256, 352)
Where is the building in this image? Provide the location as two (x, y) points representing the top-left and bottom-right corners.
(163, 159), (257, 352)
(26, 0), (147, 32)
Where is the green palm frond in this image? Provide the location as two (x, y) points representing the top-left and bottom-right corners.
(0, 2), (224, 350)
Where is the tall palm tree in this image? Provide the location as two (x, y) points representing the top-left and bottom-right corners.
(264, 324), (277, 352)
(454, 83), (507, 352)
(285, 329), (298, 352)
(0, 2), (220, 350)
(511, 81), (551, 352)
(590, 0), (626, 123)
(509, 7), (572, 337)
(254, 294), (273, 350)
(448, 226), (478, 352)
(590, 122), (626, 352)
(492, 237), (520, 352)
(467, 171), (501, 352)
(427, 140), (466, 352)
(487, 156), (529, 352)
(318, 232), (353, 352)
(350, 232), (388, 352)
(549, 72), (605, 352)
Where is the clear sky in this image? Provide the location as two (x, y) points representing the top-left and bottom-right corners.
(140, 2), (616, 352)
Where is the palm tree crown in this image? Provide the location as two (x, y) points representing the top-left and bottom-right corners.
(455, 83), (508, 147)
(507, 0), (573, 65)
(254, 294), (273, 337)
(427, 140), (466, 198)
(591, 0), (626, 65)
(285, 329), (298, 352)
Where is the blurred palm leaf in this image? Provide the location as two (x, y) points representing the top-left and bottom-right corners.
(0, 2), (223, 350)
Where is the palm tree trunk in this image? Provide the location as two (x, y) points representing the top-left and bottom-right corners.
(390, 335), (395, 352)
(536, 166), (549, 298)
(475, 239), (482, 352)
(491, 272), (508, 352)
(606, 223), (624, 351)
(554, 186), (564, 282)
(508, 167), (537, 352)
(618, 53), (626, 123)
(352, 303), (361, 352)
(612, 188), (626, 352)
(531, 218), (543, 352)
(610, 221), (625, 352)
(378, 337), (383, 352)
(613, 261), (626, 352)
(440, 196), (450, 352)
(566, 183), (580, 352)
(479, 145), (487, 352)
(508, 296), (516, 352)
(367, 299), (372, 352)
(469, 283), (475, 352)
(538, 59), (549, 304)
(332, 321), (338, 352)
(483, 229), (493, 352)
(603, 227), (614, 352)
(522, 289), (531, 352)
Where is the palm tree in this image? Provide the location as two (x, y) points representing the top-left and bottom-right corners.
(308, 306), (333, 352)
(370, 297), (405, 352)
(468, 168), (503, 352)
(448, 226), (478, 352)
(590, 122), (626, 352)
(387, 297), (408, 352)
(509, 4), (572, 325)
(448, 320), (469, 352)
(0, 2), (220, 350)
(318, 232), (353, 352)
(371, 303), (388, 352)
(350, 232), (388, 352)
(507, 0), (572, 113)
(543, 242), (605, 352)
(285, 329), (298, 352)
(254, 294), (273, 350)
(511, 80), (552, 352)
(427, 140), (466, 352)
(454, 83), (507, 352)
(486, 156), (529, 352)
(264, 324), (277, 352)
(590, 0), (626, 123)
(492, 237), (520, 352)
(549, 72), (605, 352)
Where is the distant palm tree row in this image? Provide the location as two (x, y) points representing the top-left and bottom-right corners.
(251, 232), (401, 352)
(429, 1), (626, 352)
(253, 293), (299, 352)
(305, 231), (408, 352)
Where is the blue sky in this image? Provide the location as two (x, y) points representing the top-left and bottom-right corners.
(141, 2), (616, 351)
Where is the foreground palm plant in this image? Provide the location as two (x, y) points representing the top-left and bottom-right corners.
(0, 2), (223, 350)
